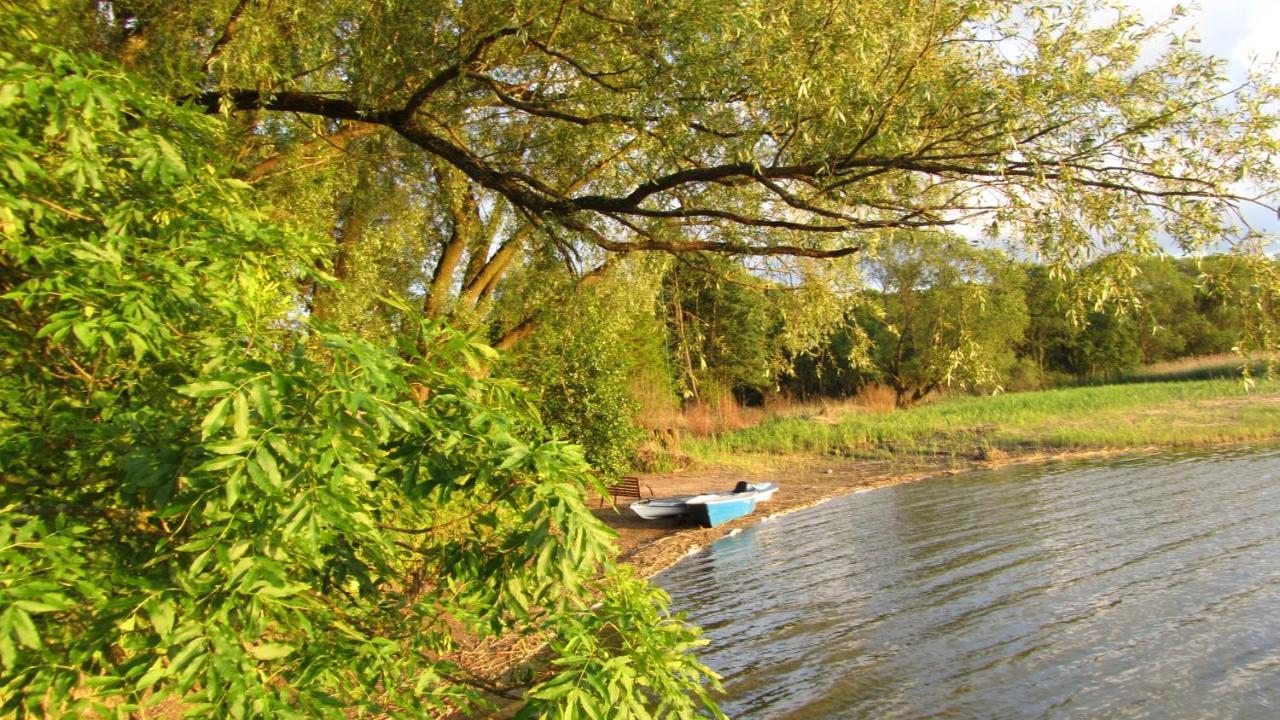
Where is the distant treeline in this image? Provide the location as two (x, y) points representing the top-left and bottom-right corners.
(659, 250), (1268, 409)
(497, 244), (1274, 476)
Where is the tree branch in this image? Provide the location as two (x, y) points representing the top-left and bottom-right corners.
(396, 27), (521, 122)
(190, 82), (1263, 260)
(202, 0), (252, 75)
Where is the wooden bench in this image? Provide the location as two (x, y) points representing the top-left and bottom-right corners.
(600, 475), (653, 507)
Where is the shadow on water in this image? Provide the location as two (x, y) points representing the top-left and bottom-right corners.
(657, 446), (1280, 719)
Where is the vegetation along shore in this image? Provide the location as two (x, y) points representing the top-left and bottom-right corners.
(605, 376), (1280, 580)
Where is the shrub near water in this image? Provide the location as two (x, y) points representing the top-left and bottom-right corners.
(503, 281), (649, 480)
(0, 45), (719, 718)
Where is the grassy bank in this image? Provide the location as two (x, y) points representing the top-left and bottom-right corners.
(685, 378), (1280, 466)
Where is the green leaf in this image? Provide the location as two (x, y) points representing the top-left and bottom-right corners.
(149, 602), (175, 638)
(194, 455), (242, 472)
(248, 643), (295, 660)
(168, 637), (206, 674)
(227, 540), (251, 561)
(12, 600), (60, 614)
(0, 634), (14, 670)
(253, 583), (304, 599)
(232, 391), (250, 438)
(266, 434), (298, 465)
(71, 320), (96, 348)
(207, 438), (255, 455)
(135, 657), (169, 691)
(530, 680), (574, 701)
(200, 397), (230, 440)
(499, 446), (529, 470)
(6, 157), (27, 183)
(250, 381), (275, 422)
(254, 447), (282, 489)
(226, 469), (242, 507)
(11, 609), (39, 649)
(177, 381), (235, 398)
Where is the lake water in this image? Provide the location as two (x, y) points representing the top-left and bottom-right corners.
(656, 447), (1280, 719)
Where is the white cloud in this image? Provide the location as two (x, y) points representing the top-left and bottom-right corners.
(1122, 0), (1280, 79)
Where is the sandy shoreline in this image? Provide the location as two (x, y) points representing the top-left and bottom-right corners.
(599, 447), (1143, 580)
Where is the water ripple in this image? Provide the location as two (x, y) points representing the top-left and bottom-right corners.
(658, 447), (1280, 719)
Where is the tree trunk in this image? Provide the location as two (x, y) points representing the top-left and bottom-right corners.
(310, 171), (372, 323)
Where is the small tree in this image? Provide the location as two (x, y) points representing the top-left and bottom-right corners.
(499, 259), (650, 479)
(1131, 257), (1200, 363)
(863, 233), (1029, 407)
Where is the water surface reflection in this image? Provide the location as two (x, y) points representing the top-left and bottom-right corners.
(657, 448), (1280, 718)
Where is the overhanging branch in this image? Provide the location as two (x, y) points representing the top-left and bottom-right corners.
(191, 78), (1262, 260)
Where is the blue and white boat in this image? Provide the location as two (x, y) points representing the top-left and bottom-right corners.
(629, 495), (695, 520)
(685, 490), (758, 528)
(630, 481), (780, 524)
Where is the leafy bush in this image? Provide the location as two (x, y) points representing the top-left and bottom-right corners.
(0, 44), (719, 719)
(503, 293), (646, 480)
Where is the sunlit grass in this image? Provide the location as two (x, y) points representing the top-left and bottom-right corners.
(685, 378), (1280, 464)
(1116, 354), (1267, 384)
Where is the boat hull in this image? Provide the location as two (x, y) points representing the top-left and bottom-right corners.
(630, 499), (691, 519)
(743, 482), (779, 502)
(687, 493), (758, 528)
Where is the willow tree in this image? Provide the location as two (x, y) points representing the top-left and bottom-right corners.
(37, 0), (1280, 358)
(863, 233), (1030, 406)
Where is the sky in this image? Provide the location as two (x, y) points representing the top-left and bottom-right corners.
(1120, 1), (1280, 240)
(1122, 0), (1280, 78)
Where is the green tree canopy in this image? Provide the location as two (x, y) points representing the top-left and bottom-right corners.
(28, 0), (1280, 360)
(662, 256), (779, 403)
(862, 233), (1030, 406)
(0, 40), (719, 719)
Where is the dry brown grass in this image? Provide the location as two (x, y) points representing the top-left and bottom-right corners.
(637, 386), (901, 445)
(1132, 353), (1242, 377)
(680, 397), (763, 437)
(853, 383), (897, 413)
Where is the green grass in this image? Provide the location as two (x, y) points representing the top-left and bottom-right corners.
(685, 378), (1280, 465)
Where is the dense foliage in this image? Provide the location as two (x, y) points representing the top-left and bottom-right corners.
(500, 259), (652, 479)
(27, 0), (1279, 350)
(662, 257), (779, 404)
(777, 250), (1273, 402)
(0, 44), (719, 718)
(1018, 256), (1268, 382)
